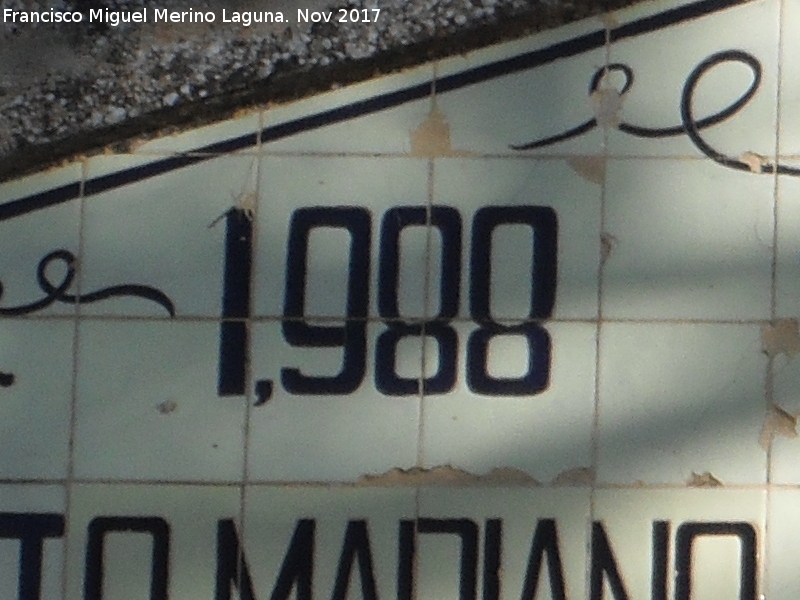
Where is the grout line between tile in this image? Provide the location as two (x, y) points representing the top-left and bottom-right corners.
(767, 0), (785, 484)
(0, 314), (781, 324)
(8, 476), (800, 489)
(234, 150), (800, 161)
(764, 0), (786, 595)
(587, 15), (613, 590)
(42, 149), (800, 163)
(60, 157), (87, 600)
(410, 73), (438, 600)
(237, 144), (262, 596)
(417, 158), (434, 471)
(417, 74), (437, 471)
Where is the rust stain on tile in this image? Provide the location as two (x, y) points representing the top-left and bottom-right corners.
(479, 467), (541, 485)
(410, 104), (473, 157)
(762, 319), (800, 358)
(759, 403), (798, 450)
(357, 465), (539, 486)
(551, 466), (594, 486)
(740, 151), (769, 174)
(686, 471), (723, 487)
(566, 155), (606, 185)
(234, 190), (258, 219)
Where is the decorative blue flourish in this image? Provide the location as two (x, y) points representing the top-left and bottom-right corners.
(0, 249), (175, 387)
(512, 50), (800, 177)
(0, 249), (175, 317)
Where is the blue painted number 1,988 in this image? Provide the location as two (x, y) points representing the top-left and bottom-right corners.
(218, 204), (557, 402)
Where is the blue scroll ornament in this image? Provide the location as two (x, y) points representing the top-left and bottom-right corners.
(512, 50), (800, 177)
(0, 249), (175, 386)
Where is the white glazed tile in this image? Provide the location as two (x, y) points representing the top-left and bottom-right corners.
(261, 64), (435, 154)
(254, 155), (430, 319)
(132, 108), (261, 155)
(766, 489), (800, 600)
(417, 488), (590, 600)
(607, 0), (780, 158)
(242, 487), (416, 600)
(594, 489), (765, 600)
(775, 171), (800, 317)
(778, 0), (800, 157)
(0, 485), (66, 600)
(0, 320), (74, 479)
(432, 11), (610, 158)
(422, 322), (596, 483)
(597, 323), (767, 486)
(433, 158), (601, 321)
(74, 321), (247, 482)
(0, 164), (82, 317)
(0, 160), (81, 205)
(64, 484), (241, 600)
(767, 351), (800, 484)
(81, 154), (258, 318)
(397, 218), (440, 320)
(246, 322), (420, 482)
(435, 47), (608, 156)
(603, 159), (774, 320)
(0, 483), (65, 510)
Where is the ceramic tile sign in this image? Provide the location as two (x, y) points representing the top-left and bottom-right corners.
(1, 0), (799, 597)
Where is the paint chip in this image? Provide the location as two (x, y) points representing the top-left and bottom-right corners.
(156, 399), (178, 415)
(567, 155), (606, 185)
(762, 319), (800, 358)
(686, 471), (723, 487)
(759, 403), (798, 450)
(551, 467), (594, 486)
(740, 151), (769, 174)
(590, 86), (624, 129)
(600, 232), (617, 263)
(357, 465), (539, 486)
(598, 12), (619, 29)
(235, 191), (257, 220)
(410, 104), (472, 157)
(479, 467), (541, 485)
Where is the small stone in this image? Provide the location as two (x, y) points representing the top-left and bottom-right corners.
(106, 106), (127, 124)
